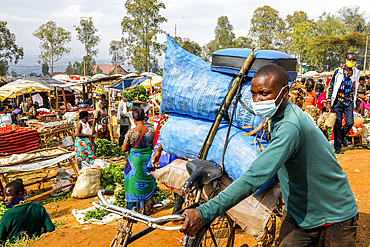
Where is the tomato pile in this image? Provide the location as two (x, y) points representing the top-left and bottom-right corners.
(0, 124), (28, 133)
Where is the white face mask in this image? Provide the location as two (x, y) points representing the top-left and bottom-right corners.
(251, 87), (286, 118)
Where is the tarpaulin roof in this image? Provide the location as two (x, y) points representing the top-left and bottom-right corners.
(0, 79), (51, 101)
(110, 76), (150, 90)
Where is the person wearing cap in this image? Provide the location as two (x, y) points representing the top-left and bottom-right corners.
(11, 104), (22, 125)
(75, 111), (95, 169)
(325, 53), (360, 154)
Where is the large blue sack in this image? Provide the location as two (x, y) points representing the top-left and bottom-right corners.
(160, 113), (268, 181)
(161, 34), (265, 130)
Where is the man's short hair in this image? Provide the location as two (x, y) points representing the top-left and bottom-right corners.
(254, 64), (288, 86)
(346, 53), (356, 59)
(306, 78), (315, 86)
(101, 99), (109, 104)
(5, 179), (24, 194)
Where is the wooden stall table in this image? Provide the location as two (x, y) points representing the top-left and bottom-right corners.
(37, 123), (75, 149)
(0, 147), (79, 200)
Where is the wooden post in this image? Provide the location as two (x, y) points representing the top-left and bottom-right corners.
(55, 87), (59, 109)
(149, 77), (155, 121)
(62, 87), (67, 112)
(82, 84), (87, 101)
(107, 90), (114, 141)
(364, 35), (368, 74)
(90, 82), (95, 109)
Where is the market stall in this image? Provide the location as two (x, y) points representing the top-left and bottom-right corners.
(0, 147), (79, 200)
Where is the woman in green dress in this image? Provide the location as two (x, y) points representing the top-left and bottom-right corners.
(122, 106), (155, 214)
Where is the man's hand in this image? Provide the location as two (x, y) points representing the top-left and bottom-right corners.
(180, 209), (203, 236)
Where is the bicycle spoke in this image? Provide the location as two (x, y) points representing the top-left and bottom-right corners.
(207, 226), (218, 247)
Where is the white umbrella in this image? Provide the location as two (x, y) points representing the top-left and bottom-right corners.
(304, 71), (320, 77)
(52, 74), (70, 82)
(140, 76), (162, 88)
(320, 72), (333, 77)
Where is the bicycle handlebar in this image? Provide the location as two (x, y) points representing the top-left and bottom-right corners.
(95, 190), (185, 231)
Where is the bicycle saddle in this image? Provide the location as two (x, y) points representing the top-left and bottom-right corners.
(182, 159), (223, 191)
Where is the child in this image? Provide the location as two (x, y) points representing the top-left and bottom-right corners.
(304, 78), (316, 106)
(315, 83), (327, 112)
(0, 179), (55, 243)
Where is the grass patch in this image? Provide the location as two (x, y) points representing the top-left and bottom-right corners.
(2, 233), (39, 247)
(39, 192), (71, 205)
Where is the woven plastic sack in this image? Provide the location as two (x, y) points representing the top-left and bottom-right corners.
(161, 34), (265, 130)
(160, 114), (268, 181)
(72, 166), (102, 199)
(317, 112), (337, 130)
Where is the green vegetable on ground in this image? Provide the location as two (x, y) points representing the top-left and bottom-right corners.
(83, 208), (109, 221)
(0, 202), (8, 220)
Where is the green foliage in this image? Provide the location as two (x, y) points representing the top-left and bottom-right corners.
(83, 208), (109, 221)
(337, 6), (367, 33)
(96, 66), (103, 74)
(153, 185), (170, 204)
(234, 36), (253, 49)
(0, 21), (24, 77)
(109, 40), (125, 66)
(113, 189), (126, 208)
(0, 202), (8, 220)
(33, 21), (71, 74)
(100, 163), (125, 190)
(315, 12), (346, 36)
(112, 146), (126, 157)
(40, 192), (71, 205)
(41, 63), (49, 76)
(74, 17), (101, 58)
(121, 0), (167, 73)
(173, 37), (202, 57)
(249, 5), (286, 50)
(122, 85), (149, 102)
(2, 233), (39, 247)
(95, 138), (114, 157)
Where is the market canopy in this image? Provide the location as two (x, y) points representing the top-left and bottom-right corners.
(0, 79), (51, 101)
(110, 76), (150, 90)
(140, 76), (162, 88)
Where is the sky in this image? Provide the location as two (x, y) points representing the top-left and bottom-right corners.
(2, 0), (370, 70)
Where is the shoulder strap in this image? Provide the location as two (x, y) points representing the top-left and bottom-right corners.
(133, 127), (147, 149)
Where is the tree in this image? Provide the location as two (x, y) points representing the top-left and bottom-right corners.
(96, 66), (103, 74)
(337, 6), (367, 33)
(234, 36), (253, 49)
(121, 0), (167, 73)
(33, 21), (71, 74)
(249, 5), (286, 50)
(290, 22), (316, 66)
(75, 17), (101, 76)
(109, 40), (125, 71)
(315, 12), (346, 36)
(65, 61), (73, 75)
(173, 36), (202, 57)
(0, 21), (24, 77)
(206, 16), (236, 58)
(42, 63), (49, 76)
(75, 17), (101, 58)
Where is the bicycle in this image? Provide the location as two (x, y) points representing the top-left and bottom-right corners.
(95, 159), (235, 247)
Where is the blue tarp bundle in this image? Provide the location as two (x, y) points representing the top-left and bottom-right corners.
(160, 34), (264, 129)
(161, 114), (268, 181)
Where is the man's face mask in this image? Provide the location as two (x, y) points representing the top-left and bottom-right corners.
(346, 60), (356, 68)
(251, 86), (286, 118)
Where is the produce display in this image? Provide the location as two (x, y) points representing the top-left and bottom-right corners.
(100, 163), (125, 190)
(122, 85), (149, 102)
(95, 139), (128, 157)
(0, 124), (28, 133)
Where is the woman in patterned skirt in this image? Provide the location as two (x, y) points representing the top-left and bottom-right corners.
(75, 111), (95, 168)
(122, 106), (155, 214)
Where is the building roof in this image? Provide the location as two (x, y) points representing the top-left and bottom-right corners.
(92, 64), (128, 75)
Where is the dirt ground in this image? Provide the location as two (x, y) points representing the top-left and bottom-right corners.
(28, 149), (370, 247)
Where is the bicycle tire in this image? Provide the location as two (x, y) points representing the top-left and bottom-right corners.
(186, 214), (234, 247)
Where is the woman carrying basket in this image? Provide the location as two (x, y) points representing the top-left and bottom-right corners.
(122, 106), (155, 214)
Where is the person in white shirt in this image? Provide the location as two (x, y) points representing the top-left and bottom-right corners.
(117, 96), (131, 146)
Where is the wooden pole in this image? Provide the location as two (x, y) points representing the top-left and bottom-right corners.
(199, 49), (255, 160)
(90, 82), (95, 109)
(28, 182), (76, 201)
(62, 87), (67, 112)
(54, 87), (59, 109)
(149, 77), (155, 121)
(107, 90), (114, 141)
(82, 84), (87, 101)
(364, 35), (368, 74)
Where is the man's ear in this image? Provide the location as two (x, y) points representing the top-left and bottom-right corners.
(282, 85), (290, 98)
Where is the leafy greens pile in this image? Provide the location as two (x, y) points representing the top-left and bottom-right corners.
(122, 85), (149, 102)
(95, 139), (128, 158)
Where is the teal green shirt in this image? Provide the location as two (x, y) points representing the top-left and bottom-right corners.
(197, 102), (358, 229)
(0, 202), (55, 243)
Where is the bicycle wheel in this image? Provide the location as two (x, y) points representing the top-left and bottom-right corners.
(186, 214), (234, 247)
